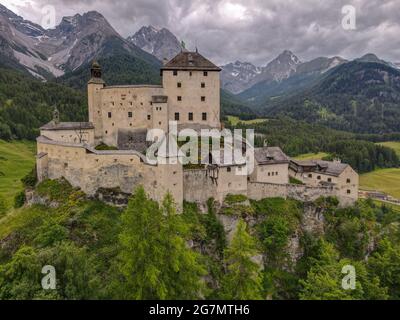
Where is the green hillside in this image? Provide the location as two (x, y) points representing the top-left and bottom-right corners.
(265, 61), (400, 134)
(0, 140), (35, 210)
(1, 178), (400, 300)
(0, 68), (87, 140)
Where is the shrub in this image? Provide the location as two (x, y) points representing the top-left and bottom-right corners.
(21, 167), (37, 188)
(14, 191), (26, 209)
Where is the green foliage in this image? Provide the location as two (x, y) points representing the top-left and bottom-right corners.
(0, 68), (86, 140)
(59, 53), (161, 90)
(299, 240), (388, 300)
(264, 61), (400, 134)
(0, 195), (7, 217)
(289, 176), (304, 185)
(220, 219), (263, 300)
(203, 199), (227, 257)
(36, 178), (74, 202)
(116, 187), (205, 299)
(13, 191), (25, 209)
(224, 194), (248, 205)
(21, 167), (37, 188)
(368, 238), (400, 299)
(323, 201), (377, 260)
(235, 117), (399, 173)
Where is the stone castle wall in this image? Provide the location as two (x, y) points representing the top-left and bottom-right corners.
(182, 169), (356, 206)
(248, 182), (356, 206)
(36, 138), (183, 206)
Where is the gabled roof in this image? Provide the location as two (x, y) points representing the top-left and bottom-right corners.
(290, 159), (349, 177)
(254, 147), (290, 165)
(40, 121), (94, 131)
(162, 51), (221, 71)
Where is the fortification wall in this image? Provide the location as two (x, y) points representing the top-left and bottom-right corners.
(247, 182), (356, 206)
(36, 140), (183, 206)
(183, 169), (216, 203)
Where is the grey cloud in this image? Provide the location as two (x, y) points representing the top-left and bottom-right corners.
(2, 0), (400, 65)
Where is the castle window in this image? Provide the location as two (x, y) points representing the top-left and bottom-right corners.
(147, 115), (151, 120)
(201, 82), (205, 88)
(308, 174), (312, 178)
(177, 82), (182, 88)
(159, 122), (162, 125)
(347, 189), (351, 194)
(227, 167), (231, 172)
(317, 176), (321, 180)
(268, 172), (271, 176)
(175, 113), (180, 121)
(276, 172), (278, 176)
(105, 130), (108, 134)
(177, 96), (182, 101)
(188, 113), (193, 121)
(189, 71), (193, 76)
(128, 112), (133, 118)
(173, 70), (178, 76)
(203, 71), (208, 76)
(130, 102), (133, 106)
(347, 178), (351, 183)
(108, 112), (112, 118)
(201, 96), (206, 102)
(328, 178), (332, 182)
(202, 112), (207, 121)
(272, 172), (275, 176)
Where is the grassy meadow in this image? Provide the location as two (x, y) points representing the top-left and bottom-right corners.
(0, 140), (36, 209)
(293, 152), (329, 160)
(360, 168), (400, 199)
(227, 115), (268, 126)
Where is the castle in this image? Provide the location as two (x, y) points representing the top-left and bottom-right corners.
(36, 51), (359, 207)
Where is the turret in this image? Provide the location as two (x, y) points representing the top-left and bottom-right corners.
(88, 60), (105, 144)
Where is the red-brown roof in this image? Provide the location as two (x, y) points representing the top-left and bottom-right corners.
(162, 51), (221, 71)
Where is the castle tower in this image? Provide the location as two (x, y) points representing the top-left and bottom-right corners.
(161, 51), (221, 130)
(88, 61), (105, 144)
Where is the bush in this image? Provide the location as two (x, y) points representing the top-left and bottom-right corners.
(224, 194), (248, 205)
(14, 191), (26, 209)
(21, 167), (37, 188)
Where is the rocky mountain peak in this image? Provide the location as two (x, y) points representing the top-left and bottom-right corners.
(127, 25), (182, 61)
(263, 50), (301, 82)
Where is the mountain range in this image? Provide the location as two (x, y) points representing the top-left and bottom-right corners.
(1, 3), (400, 135)
(0, 4), (159, 80)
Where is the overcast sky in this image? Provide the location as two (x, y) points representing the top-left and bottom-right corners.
(1, 0), (399, 65)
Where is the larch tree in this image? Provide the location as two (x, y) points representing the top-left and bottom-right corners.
(221, 219), (263, 300)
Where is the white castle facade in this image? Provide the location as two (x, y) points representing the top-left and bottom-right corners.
(36, 51), (359, 207)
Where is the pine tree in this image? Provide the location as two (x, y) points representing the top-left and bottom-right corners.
(117, 187), (205, 299)
(160, 193), (205, 299)
(221, 219), (263, 300)
(118, 186), (167, 299)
